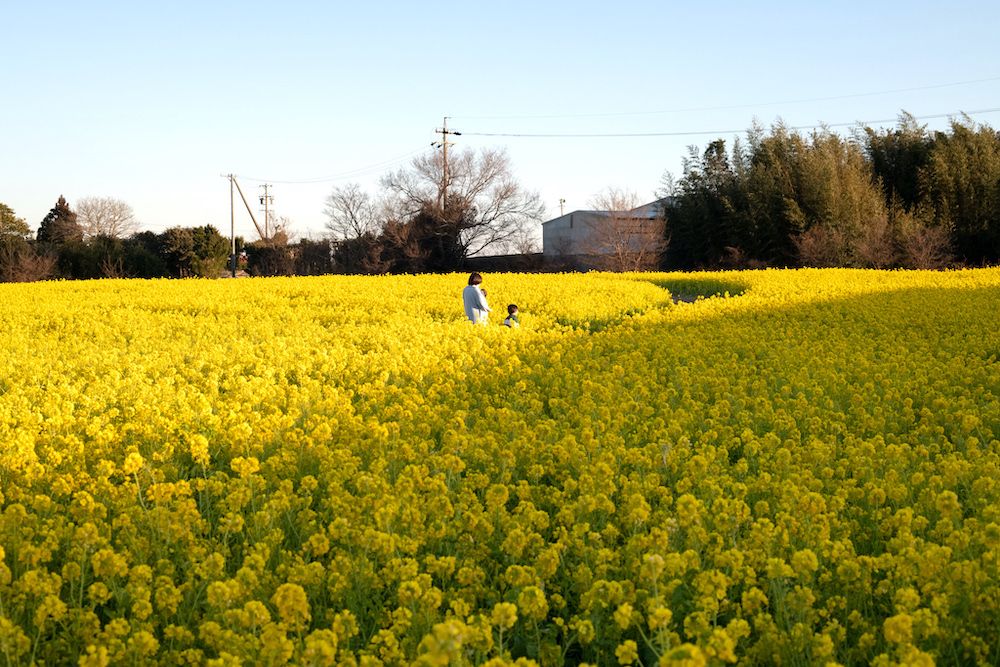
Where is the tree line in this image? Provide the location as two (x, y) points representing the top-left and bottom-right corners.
(0, 146), (543, 282)
(4, 113), (999, 282)
(2, 196), (234, 281)
(663, 113), (1000, 270)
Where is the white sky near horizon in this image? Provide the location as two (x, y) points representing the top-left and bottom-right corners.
(2, 0), (999, 247)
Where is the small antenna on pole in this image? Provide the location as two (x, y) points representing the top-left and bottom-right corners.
(259, 184), (274, 240)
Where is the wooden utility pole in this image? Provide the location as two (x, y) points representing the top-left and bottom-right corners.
(221, 174), (236, 276)
(434, 117), (461, 211)
(232, 177), (267, 241)
(229, 175), (235, 276)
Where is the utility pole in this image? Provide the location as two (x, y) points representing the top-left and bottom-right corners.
(559, 199), (566, 216)
(259, 184), (273, 240)
(232, 177), (267, 241)
(221, 174), (236, 277)
(433, 117), (461, 211)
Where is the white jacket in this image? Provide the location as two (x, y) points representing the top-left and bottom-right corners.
(462, 285), (491, 324)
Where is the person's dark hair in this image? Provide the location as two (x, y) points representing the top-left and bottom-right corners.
(508, 304), (518, 315)
(468, 272), (482, 286)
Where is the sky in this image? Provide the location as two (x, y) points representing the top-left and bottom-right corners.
(3, 0), (999, 246)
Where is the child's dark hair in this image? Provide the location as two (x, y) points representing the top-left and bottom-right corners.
(508, 304), (518, 315)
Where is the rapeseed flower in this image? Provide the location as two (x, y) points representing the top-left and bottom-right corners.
(2, 270), (1000, 665)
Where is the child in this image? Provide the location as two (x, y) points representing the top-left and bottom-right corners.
(503, 304), (519, 328)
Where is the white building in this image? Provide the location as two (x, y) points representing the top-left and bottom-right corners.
(541, 200), (670, 267)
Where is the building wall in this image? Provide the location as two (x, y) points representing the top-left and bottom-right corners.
(541, 211), (606, 259)
(541, 200), (673, 262)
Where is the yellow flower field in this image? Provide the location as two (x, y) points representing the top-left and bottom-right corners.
(1, 269), (999, 667)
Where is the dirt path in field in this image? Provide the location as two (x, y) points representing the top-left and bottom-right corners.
(671, 294), (700, 304)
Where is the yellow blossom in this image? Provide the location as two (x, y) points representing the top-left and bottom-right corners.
(791, 549), (819, 576)
(660, 643), (707, 667)
(271, 583), (311, 631)
(2, 269), (1000, 665)
(648, 606), (673, 630)
(883, 614), (913, 644)
(491, 602), (518, 630)
(122, 452), (144, 476)
(935, 490), (961, 517)
(616, 640), (639, 665)
(614, 602), (634, 630)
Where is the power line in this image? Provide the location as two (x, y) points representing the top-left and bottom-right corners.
(453, 76), (1000, 120)
(460, 107), (1000, 138)
(240, 146), (435, 184)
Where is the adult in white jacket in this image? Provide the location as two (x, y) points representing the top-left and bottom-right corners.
(463, 272), (492, 324)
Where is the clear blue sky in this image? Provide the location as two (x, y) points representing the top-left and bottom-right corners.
(3, 0), (999, 244)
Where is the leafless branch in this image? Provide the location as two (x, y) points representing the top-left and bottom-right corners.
(76, 196), (141, 239)
(381, 146), (545, 258)
(581, 187), (667, 271)
(0, 245), (56, 282)
(323, 183), (382, 240)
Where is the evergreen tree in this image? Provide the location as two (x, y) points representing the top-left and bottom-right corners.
(161, 225), (230, 278)
(738, 122), (808, 264)
(1, 203), (32, 254)
(792, 128), (887, 263)
(664, 141), (739, 269)
(123, 231), (169, 278)
(920, 117), (1000, 263)
(293, 238), (333, 276)
(665, 123), (889, 269)
(0, 203), (52, 282)
(863, 112), (933, 210)
(37, 195), (83, 245)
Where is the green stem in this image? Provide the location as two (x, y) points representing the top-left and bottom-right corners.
(0, 590), (12, 667)
(133, 471), (148, 513)
(28, 627), (41, 666)
(634, 621), (662, 661)
(78, 549), (88, 609)
(993, 549), (1000, 667)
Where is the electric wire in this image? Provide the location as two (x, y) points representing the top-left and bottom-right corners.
(216, 100), (998, 236)
(460, 107), (1000, 138)
(239, 146), (435, 184)
(453, 76), (1000, 120)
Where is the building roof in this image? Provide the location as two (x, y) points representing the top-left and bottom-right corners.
(540, 198), (673, 226)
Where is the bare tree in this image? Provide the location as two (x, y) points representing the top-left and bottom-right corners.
(551, 235), (574, 263)
(0, 245), (56, 282)
(274, 215), (295, 244)
(721, 246), (768, 270)
(323, 183), (381, 240)
(512, 227), (541, 255)
(792, 225), (845, 267)
(100, 255), (128, 279)
(381, 147), (545, 258)
(581, 187), (667, 271)
(851, 212), (898, 269)
(76, 196), (141, 239)
(900, 224), (953, 269)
